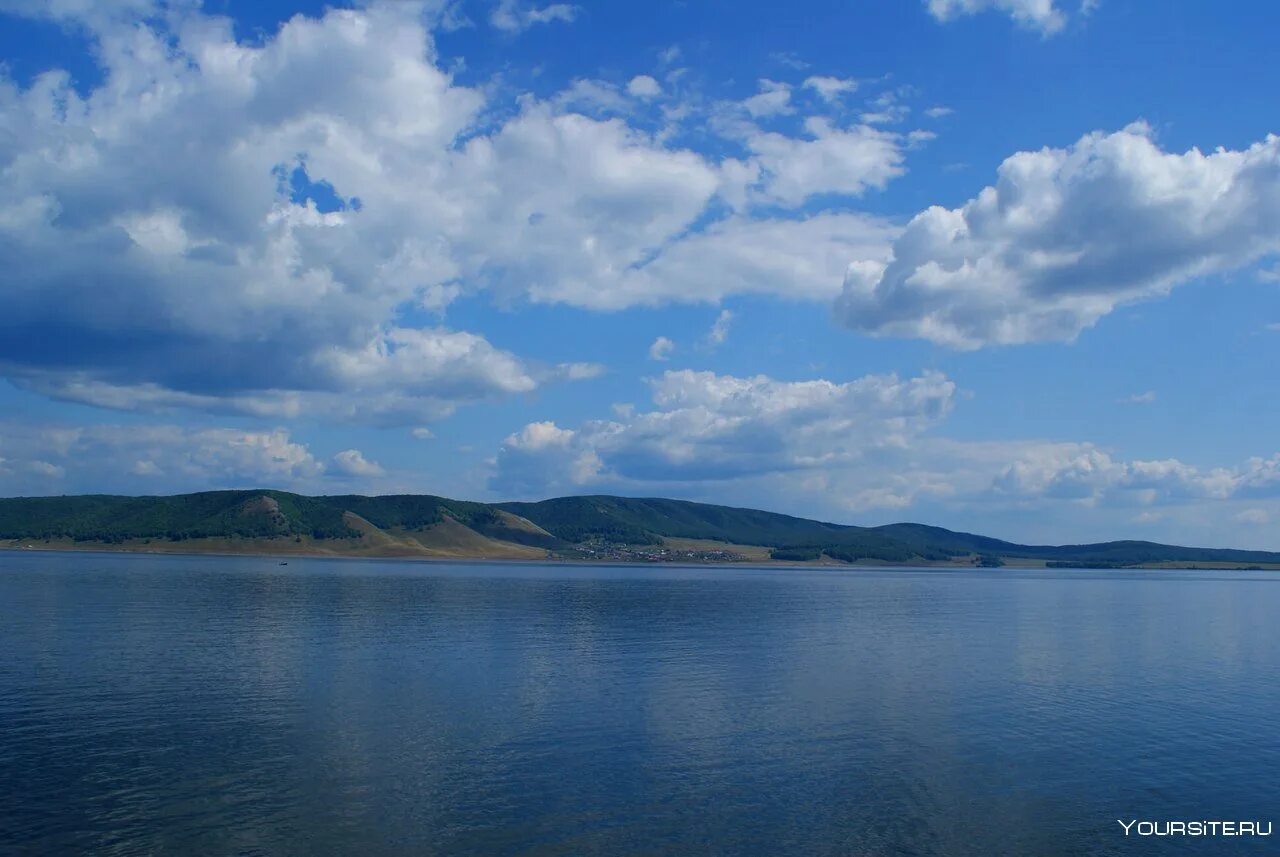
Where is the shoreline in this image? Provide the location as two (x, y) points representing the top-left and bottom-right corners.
(0, 540), (896, 569)
(4, 541), (1277, 572)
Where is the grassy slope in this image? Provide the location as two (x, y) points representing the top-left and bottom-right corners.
(497, 496), (857, 546)
(2, 490), (1278, 567)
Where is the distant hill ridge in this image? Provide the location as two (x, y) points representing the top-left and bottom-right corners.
(1, 490), (1278, 568)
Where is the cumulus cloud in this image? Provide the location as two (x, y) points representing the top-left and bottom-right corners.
(0, 4), (558, 425)
(837, 123), (1280, 348)
(742, 80), (793, 118)
(331, 448), (386, 478)
(990, 446), (1274, 506)
(0, 2), (915, 425)
(491, 369), (957, 496)
(925, 0), (1068, 34)
(551, 78), (633, 115)
(506, 420), (577, 451)
(494, 421), (602, 494)
(5, 328), (538, 426)
(648, 336), (675, 361)
(487, 367), (1280, 527)
(627, 75), (661, 99)
(0, 423), (334, 496)
(556, 213), (898, 309)
(444, 104), (722, 305)
(619, 214), (901, 309)
(742, 118), (906, 206)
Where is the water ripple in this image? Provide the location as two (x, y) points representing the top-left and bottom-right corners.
(2, 553), (1277, 855)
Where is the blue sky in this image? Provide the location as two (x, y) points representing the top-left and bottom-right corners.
(1, 0), (1278, 549)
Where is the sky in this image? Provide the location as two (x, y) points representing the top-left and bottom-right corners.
(0, 0), (1278, 549)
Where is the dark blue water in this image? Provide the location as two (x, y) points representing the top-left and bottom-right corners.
(1, 552), (1277, 855)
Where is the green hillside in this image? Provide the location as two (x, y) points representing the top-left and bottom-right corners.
(872, 523), (1280, 565)
(0, 491), (350, 543)
(1, 490), (1277, 568)
(496, 495), (854, 546)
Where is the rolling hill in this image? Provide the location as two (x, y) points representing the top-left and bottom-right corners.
(1, 490), (1277, 569)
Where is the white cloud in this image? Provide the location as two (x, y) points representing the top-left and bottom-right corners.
(7, 327), (539, 426)
(411, 427), (435, 440)
(0, 1), (911, 430)
(529, 212), (898, 309)
(487, 366), (1280, 529)
(490, 0), (578, 32)
(0, 423), (333, 495)
(1236, 454), (1280, 497)
(132, 459), (164, 477)
(0, 3), (554, 426)
(627, 75), (661, 99)
(552, 78), (632, 114)
(445, 104), (724, 304)
(28, 460), (66, 479)
(990, 447), (1252, 505)
(316, 326), (536, 397)
(707, 309), (733, 346)
(924, 106), (954, 118)
(1237, 508), (1270, 525)
(649, 336), (675, 361)
(331, 448), (386, 478)
(906, 129), (937, 148)
(742, 80), (793, 118)
(1122, 391), (1157, 404)
(837, 123), (1280, 348)
(0, 0), (159, 29)
(857, 90), (911, 126)
(925, 0), (1068, 35)
(803, 75), (857, 102)
(491, 369), (957, 495)
(496, 421), (601, 493)
(506, 420), (576, 451)
(0, 7), (788, 419)
(742, 118), (906, 206)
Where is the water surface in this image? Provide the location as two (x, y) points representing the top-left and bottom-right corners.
(2, 552), (1277, 855)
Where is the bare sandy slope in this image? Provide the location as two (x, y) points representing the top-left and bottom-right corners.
(2, 512), (549, 562)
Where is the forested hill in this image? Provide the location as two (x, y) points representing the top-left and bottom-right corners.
(2, 490), (1278, 568)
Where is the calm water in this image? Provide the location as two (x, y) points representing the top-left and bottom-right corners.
(1, 552), (1277, 855)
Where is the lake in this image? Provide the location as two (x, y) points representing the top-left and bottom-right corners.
(1, 552), (1277, 855)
